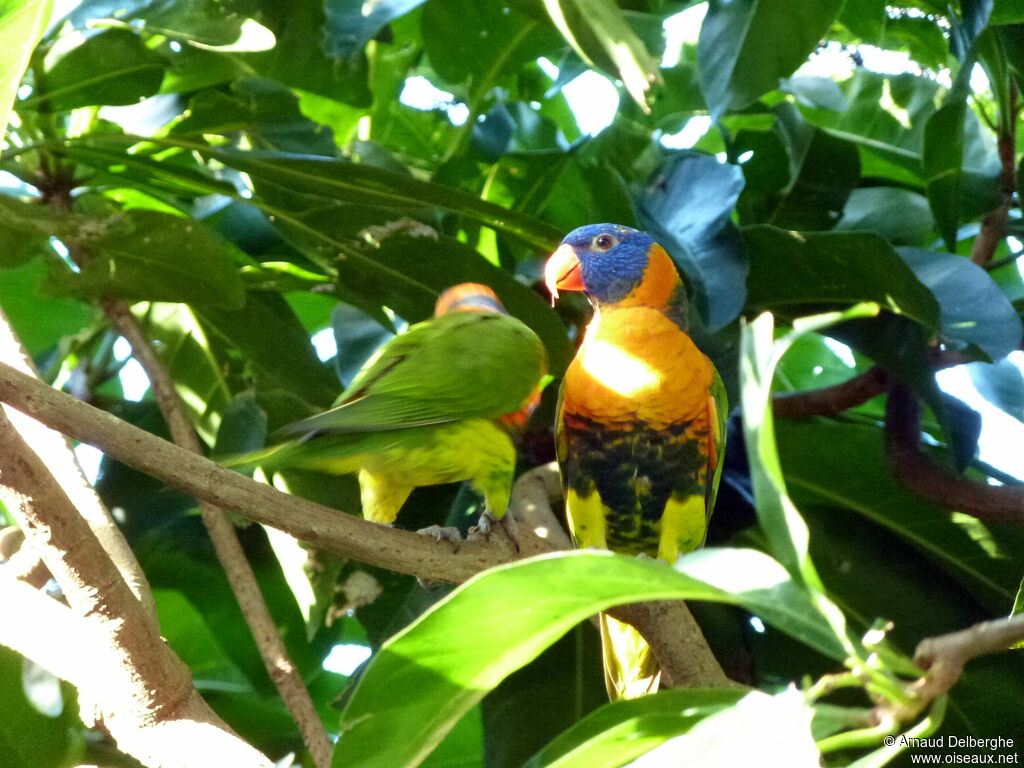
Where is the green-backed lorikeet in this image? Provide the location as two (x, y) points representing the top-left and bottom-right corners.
(545, 224), (726, 700)
(230, 283), (547, 530)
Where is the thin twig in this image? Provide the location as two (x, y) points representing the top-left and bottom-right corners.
(102, 299), (333, 768)
(970, 82), (1017, 267)
(773, 366), (889, 418)
(910, 613), (1024, 706)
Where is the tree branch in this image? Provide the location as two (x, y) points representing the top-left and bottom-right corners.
(970, 81), (1017, 267)
(772, 366), (889, 419)
(0, 307), (155, 619)
(103, 298), (333, 768)
(0, 389), (271, 767)
(910, 613), (1024, 705)
(0, 362), (734, 689)
(885, 383), (1024, 522)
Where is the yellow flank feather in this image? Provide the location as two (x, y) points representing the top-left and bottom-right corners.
(564, 488), (608, 550)
(299, 419), (515, 524)
(600, 614), (660, 700)
(657, 494), (709, 563)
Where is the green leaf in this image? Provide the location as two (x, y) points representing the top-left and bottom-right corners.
(355, 234), (574, 375)
(423, 0), (547, 87)
(197, 290), (339, 408)
(616, 689), (819, 767)
(0, 646), (78, 768)
(735, 105), (861, 231)
(922, 101), (966, 251)
(0, 0), (53, 138)
(522, 688), (747, 768)
(541, 0), (660, 109)
(743, 227), (940, 330)
(0, 259), (93, 355)
(967, 358), (1024, 422)
(835, 187), (935, 246)
(325, 0), (427, 58)
(42, 210), (247, 308)
(334, 550), (844, 768)
(777, 420), (1024, 611)
(635, 151), (748, 331)
(897, 247), (1023, 361)
(37, 29), (165, 110)
(67, 0), (250, 46)
(698, 0), (843, 120)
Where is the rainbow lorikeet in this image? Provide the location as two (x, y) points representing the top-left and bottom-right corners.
(545, 224), (726, 700)
(230, 283), (547, 531)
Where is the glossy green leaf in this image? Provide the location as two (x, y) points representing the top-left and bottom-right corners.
(41, 210), (246, 308)
(37, 29), (165, 111)
(0, 260), (93, 355)
(542, 0), (660, 108)
(197, 290), (339, 408)
(698, 0), (843, 120)
(897, 247), (1023, 361)
(67, 0), (249, 46)
(334, 550), (844, 768)
(325, 0), (427, 58)
(522, 688), (746, 768)
(423, 0), (547, 87)
(0, 0), (52, 138)
(967, 358), (1024, 422)
(616, 689), (819, 767)
(735, 105), (861, 231)
(635, 151), (748, 331)
(743, 227), (940, 330)
(922, 101), (966, 251)
(835, 187), (935, 246)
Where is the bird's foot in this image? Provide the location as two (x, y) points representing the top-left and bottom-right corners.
(416, 525), (462, 547)
(468, 509), (519, 553)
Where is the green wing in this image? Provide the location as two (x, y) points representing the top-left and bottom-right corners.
(282, 311), (547, 435)
(705, 365), (728, 519)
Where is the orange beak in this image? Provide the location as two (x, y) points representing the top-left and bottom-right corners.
(544, 243), (585, 302)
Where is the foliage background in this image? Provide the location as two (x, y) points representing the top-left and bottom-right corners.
(0, 0), (1022, 766)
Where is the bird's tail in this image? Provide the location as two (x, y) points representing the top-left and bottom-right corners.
(599, 612), (660, 700)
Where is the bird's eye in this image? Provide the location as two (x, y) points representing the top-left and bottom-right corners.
(594, 234), (616, 250)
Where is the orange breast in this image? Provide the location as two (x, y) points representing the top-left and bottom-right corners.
(562, 307), (713, 429)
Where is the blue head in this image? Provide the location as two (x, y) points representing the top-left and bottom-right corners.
(545, 223), (669, 306)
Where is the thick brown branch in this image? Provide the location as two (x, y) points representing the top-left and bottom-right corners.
(885, 383), (1024, 521)
(910, 613), (1024, 706)
(0, 394), (270, 767)
(0, 307), (155, 619)
(0, 362), (734, 690)
(103, 298), (333, 768)
(773, 366), (888, 418)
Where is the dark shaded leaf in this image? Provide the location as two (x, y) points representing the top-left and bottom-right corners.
(698, 0), (843, 120)
(898, 247), (1023, 360)
(635, 151), (748, 330)
(778, 420), (1023, 610)
(835, 187), (935, 246)
(325, 0), (427, 58)
(67, 0), (253, 46)
(197, 291), (339, 408)
(923, 101), (967, 251)
(42, 210), (246, 308)
(39, 29), (165, 111)
(743, 227), (940, 329)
